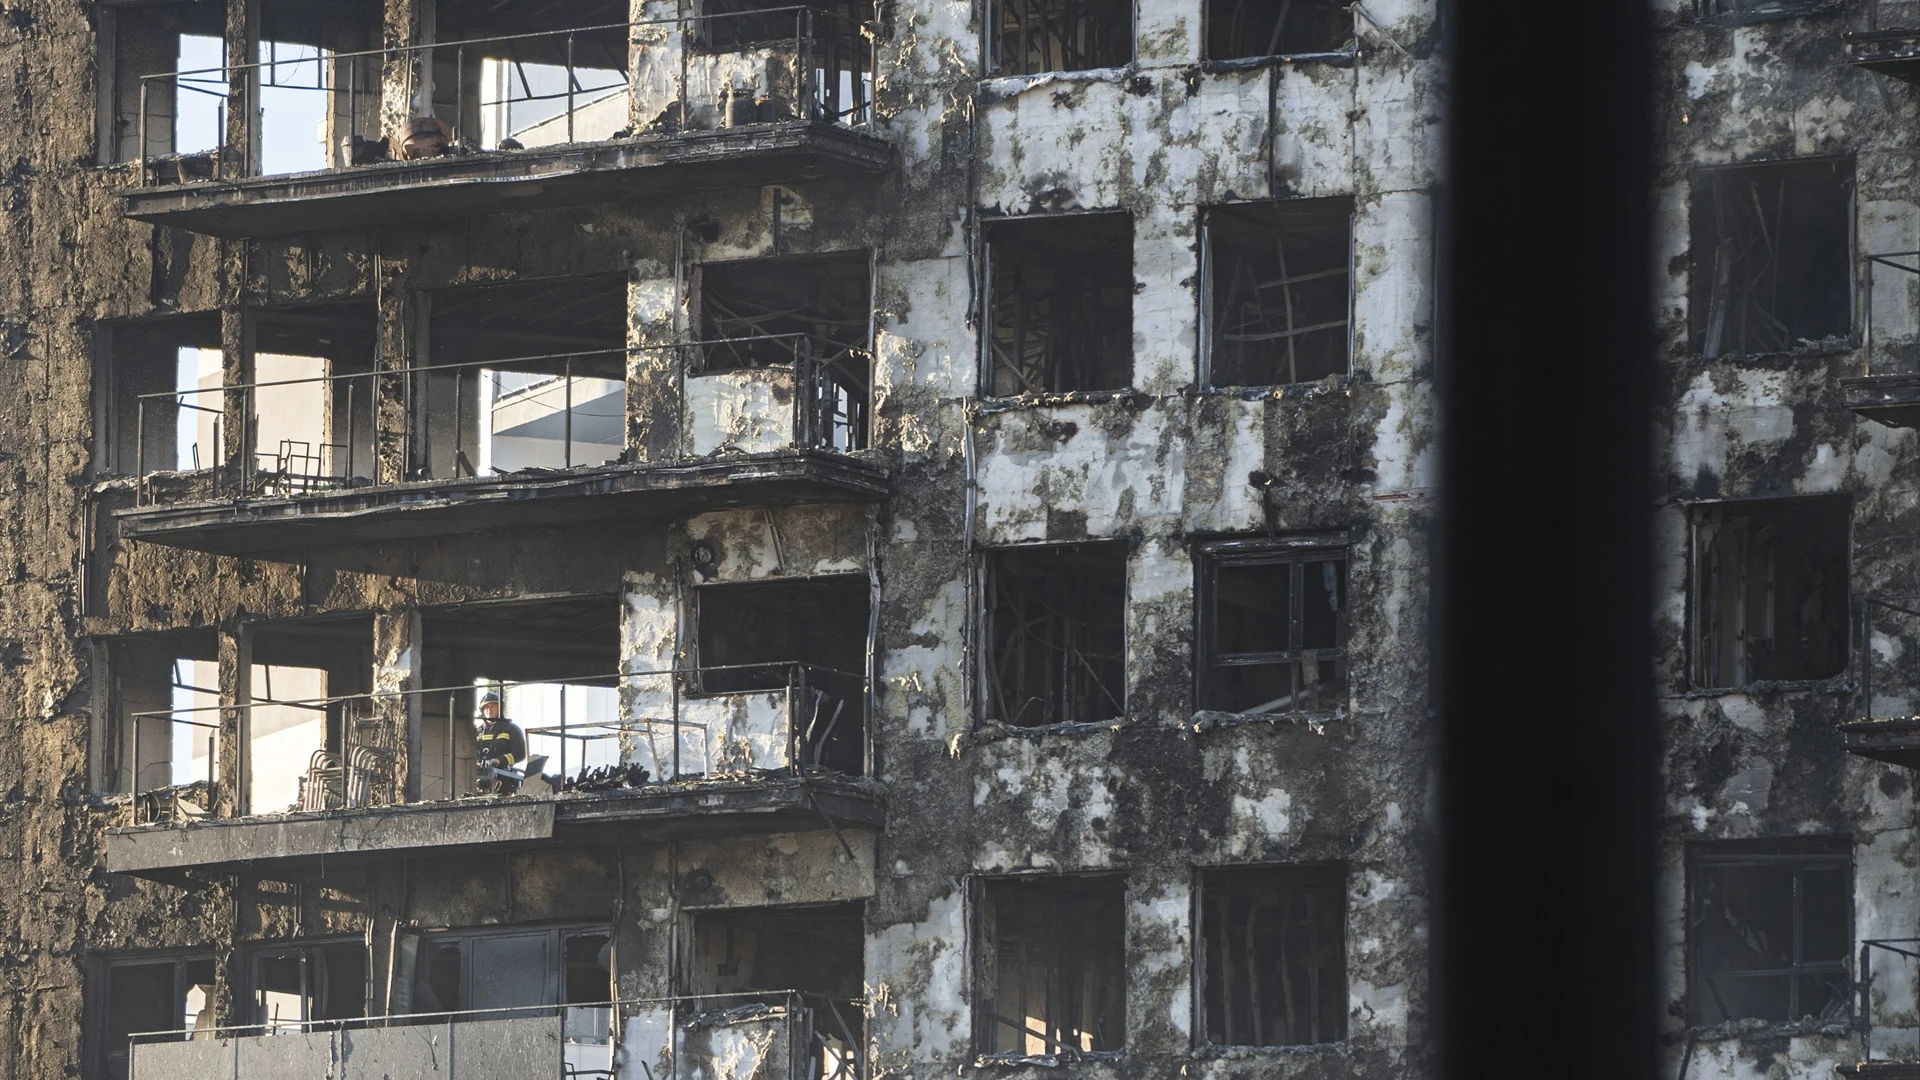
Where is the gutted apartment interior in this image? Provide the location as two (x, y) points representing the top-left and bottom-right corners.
(3, 0), (1440, 1076)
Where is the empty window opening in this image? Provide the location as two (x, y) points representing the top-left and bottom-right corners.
(1196, 540), (1349, 715)
(983, 542), (1127, 727)
(97, 316), (221, 478)
(1691, 158), (1853, 358)
(1205, 0), (1351, 60)
(409, 925), (612, 1032)
(250, 1), (385, 174)
(697, 252), (872, 451)
(1205, 199), (1352, 387)
(252, 940), (369, 1031)
(420, 597), (622, 799)
(1692, 496), (1849, 688)
(421, 275), (628, 480)
(687, 903), (865, 1080)
(429, 1), (630, 151)
(1199, 864), (1347, 1047)
(985, 215), (1133, 396)
(990, 0), (1132, 75)
(694, 576), (869, 775)
(98, 630), (220, 800)
(975, 875), (1126, 1056)
(104, 4), (225, 165)
(249, 302), (378, 494)
(1689, 840), (1851, 1026)
(246, 616), (374, 814)
(94, 953), (217, 1080)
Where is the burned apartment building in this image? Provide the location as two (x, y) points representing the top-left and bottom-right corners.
(0, 0), (1438, 1077)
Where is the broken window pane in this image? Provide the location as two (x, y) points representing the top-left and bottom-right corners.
(433, 1), (630, 150)
(97, 317), (222, 478)
(1690, 158), (1853, 358)
(252, 941), (369, 1031)
(1205, 0), (1351, 60)
(104, 3), (226, 165)
(976, 875), (1126, 1055)
(251, 301), (379, 494)
(248, 617), (374, 813)
(1206, 199), (1352, 387)
(983, 542), (1128, 727)
(1691, 496), (1849, 688)
(991, 0), (1132, 74)
(422, 274), (629, 479)
(96, 954), (217, 1080)
(1200, 864), (1347, 1046)
(697, 252), (872, 451)
(695, 577), (869, 773)
(420, 597), (622, 798)
(985, 215), (1134, 396)
(100, 631), (220, 800)
(688, 902), (865, 1000)
(1689, 841), (1851, 1026)
(1198, 541), (1350, 715)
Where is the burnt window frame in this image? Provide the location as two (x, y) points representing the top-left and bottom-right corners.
(244, 937), (372, 1031)
(979, 212), (1136, 399)
(1692, 0), (1842, 23)
(1193, 534), (1351, 717)
(88, 949), (220, 1080)
(984, 0), (1136, 75)
(1200, 0), (1355, 62)
(970, 872), (1129, 1058)
(1688, 155), (1856, 359)
(977, 540), (1131, 729)
(1199, 198), (1356, 389)
(406, 922), (614, 1016)
(1686, 495), (1851, 691)
(1686, 839), (1853, 1028)
(1194, 862), (1349, 1049)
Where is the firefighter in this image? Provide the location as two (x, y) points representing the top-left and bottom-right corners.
(475, 691), (527, 795)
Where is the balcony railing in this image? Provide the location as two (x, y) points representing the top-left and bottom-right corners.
(133, 8), (877, 188)
(128, 991), (865, 1080)
(130, 335), (870, 508)
(126, 663), (869, 825)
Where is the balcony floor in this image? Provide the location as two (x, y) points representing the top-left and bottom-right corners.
(111, 451), (890, 556)
(1842, 373), (1920, 429)
(1840, 717), (1920, 770)
(122, 122), (894, 239)
(1847, 28), (1920, 83)
(105, 774), (885, 882)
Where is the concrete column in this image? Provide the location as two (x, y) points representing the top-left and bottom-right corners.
(217, 625), (252, 817)
(628, 265), (683, 464)
(380, 0), (434, 146)
(220, 306), (256, 490)
(373, 610), (420, 803)
(374, 255), (413, 485)
(225, 0), (261, 175)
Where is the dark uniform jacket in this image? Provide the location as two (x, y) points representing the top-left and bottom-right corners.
(476, 718), (528, 793)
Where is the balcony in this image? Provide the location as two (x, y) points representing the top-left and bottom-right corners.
(109, 338), (886, 556)
(105, 664), (882, 881)
(1840, 252), (1920, 429)
(1848, 1), (1920, 82)
(128, 993), (863, 1080)
(119, 10), (888, 240)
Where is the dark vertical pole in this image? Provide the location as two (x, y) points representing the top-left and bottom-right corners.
(1438, 2), (1655, 1079)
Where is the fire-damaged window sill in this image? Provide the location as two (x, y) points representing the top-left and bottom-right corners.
(1191, 374), (1359, 402)
(1189, 708), (1345, 734)
(1681, 1016), (1851, 1043)
(971, 1049), (1125, 1069)
(1677, 677), (1854, 701)
(1190, 1040), (1349, 1059)
(973, 389), (1154, 416)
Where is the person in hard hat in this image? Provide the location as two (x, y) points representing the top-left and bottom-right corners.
(475, 691), (527, 795)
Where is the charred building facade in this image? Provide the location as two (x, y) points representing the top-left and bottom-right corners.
(0, 0), (1438, 1077)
